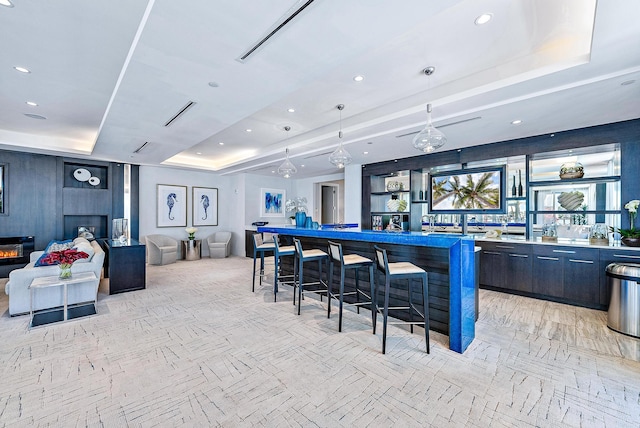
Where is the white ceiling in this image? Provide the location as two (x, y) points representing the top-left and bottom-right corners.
(1, 0), (639, 179)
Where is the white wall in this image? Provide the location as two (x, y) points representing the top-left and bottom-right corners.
(138, 166), (360, 257)
(139, 166), (234, 256)
(344, 163), (362, 224)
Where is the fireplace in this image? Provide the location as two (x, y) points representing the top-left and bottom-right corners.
(0, 236), (35, 266)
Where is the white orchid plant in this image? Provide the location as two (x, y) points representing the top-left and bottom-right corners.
(285, 197), (307, 218)
(185, 227), (198, 240)
(611, 199), (640, 239)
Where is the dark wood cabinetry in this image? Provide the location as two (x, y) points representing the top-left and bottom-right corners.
(101, 239), (146, 294)
(480, 241), (608, 309)
(478, 241), (531, 293)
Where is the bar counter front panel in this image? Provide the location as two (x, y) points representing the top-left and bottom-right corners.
(257, 226), (476, 354)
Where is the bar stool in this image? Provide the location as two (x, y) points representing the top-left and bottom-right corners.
(327, 240), (375, 332)
(292, 238), (330, 315)
(252, 233), (275, 293)
(272, 235), (296, 302)
(373, 245), (430, 354)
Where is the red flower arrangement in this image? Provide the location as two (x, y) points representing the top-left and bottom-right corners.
(39, 249), (89, 268)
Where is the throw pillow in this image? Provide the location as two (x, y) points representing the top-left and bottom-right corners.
(44, 239), (74, 253)
(73, 242), (95, 260)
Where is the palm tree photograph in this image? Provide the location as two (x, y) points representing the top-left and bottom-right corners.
(431, 170), (501, 211)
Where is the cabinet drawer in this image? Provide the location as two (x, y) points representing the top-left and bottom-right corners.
(478, 241), (530, 254)
(532, 245), (598, 260)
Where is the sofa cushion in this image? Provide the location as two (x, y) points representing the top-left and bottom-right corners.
(44, 239), (74, 253)
(73, 241), (95, 260)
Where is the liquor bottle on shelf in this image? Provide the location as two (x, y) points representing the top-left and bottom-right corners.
(511, 175), (517, 197)
(518, 170), (523, 197)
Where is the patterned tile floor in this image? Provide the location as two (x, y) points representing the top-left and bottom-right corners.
(0, 256), (639, 427)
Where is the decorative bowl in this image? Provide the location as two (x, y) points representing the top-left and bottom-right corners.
(557, 191), (585, 211)
(559, 162), (584, 179)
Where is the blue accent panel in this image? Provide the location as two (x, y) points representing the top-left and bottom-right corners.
(258, 226), (476, 353)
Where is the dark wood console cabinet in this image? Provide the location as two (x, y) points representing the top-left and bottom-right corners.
(101, 239), (146, 294)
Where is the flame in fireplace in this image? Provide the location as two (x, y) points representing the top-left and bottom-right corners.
(0, 250), (19, 258)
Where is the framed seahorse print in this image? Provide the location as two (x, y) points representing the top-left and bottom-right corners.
(192, 186), (218, 226)
(157, 184), (187, 227)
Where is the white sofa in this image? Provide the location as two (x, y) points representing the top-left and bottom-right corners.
(4, 239), (105, 316)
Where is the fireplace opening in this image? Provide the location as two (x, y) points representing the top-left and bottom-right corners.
(0, 237), (34, 266)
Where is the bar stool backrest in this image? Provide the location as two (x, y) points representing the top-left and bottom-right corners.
(253, 233), (264, 249)
(327, 240), (343, 263)
(293, 237), (303, 256)
(373, 245), (389, 275)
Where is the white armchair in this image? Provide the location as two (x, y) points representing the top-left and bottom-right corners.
(145, 235), (178, 265)
(206, 232), (232, 258)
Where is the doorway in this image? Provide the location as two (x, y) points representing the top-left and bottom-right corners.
(321, 185), (338, 224)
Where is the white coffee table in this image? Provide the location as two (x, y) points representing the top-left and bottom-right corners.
(29, 271), (97, 328)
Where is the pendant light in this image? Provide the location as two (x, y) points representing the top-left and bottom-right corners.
(277, 126), (297, 178)
(412, 67), (447, 153)
(328, 104), (352, 168)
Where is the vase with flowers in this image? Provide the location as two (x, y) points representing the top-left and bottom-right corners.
(38, 248), (90, 279)
(286, 197), (308, 227)
(611, 199), (640, 246)
(185, 227), (198, 240)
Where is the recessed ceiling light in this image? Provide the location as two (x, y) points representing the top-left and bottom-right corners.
(245, 129), (252, 132)
(363, 151), (369, 155)
(196, 152), (202, 155)
(208, 81), (219, 87)
(26, 101), (38, 106)
(475, 13), (493, 25)
(367, 141), (373, 145)
(511, 119), (522, 125)
(301, 164), (305, 168)
(353, 75), (364, 82)
(24, 113), (46, 120)
(621, 80), (636, 86)
(0, 0), (14, 8)
(287, 108), (295, 113)
(271, 170), (275, 174)
(219, 142), (224, 145)
(14, 66), (30, 73)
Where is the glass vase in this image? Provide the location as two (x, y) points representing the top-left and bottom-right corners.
(295, 211), (307, 228)
(58, 264), (72, 280)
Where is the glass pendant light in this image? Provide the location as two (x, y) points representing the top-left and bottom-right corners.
(412, 67), (447, 153)
(329, 104), (352, 168)
(277, 126), (297, 178)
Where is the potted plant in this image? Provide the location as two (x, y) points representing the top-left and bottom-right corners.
(611, 199), (640, 246)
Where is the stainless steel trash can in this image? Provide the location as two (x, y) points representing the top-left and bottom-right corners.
(606, 263), (640, 338)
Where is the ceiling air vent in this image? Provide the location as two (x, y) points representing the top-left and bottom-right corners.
(396, 116), (482, 138)
(164, 101), (196, 127)
(133, 141), (150, 153)
(237, 0), (316, 63)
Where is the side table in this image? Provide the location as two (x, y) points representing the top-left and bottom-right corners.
(181, 239), (202, 260)
(29, 271), (98, 328)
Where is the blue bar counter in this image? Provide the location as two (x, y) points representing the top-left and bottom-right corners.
(257, 225), (476, 353)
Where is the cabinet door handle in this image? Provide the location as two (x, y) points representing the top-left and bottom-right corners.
(553, 249), (576, 254)
(537, 256), (559, 261)
(569, 259), (594, 264)
(484, 251), (501, 255)
(509, 254), (529, 258)
(496, 245), (514, 249)
(612, 254), (640, 259)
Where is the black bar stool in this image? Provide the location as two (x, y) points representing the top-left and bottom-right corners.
(373, 245), (430, 354)
(292, 238), (330, 315)
(327, 240), (375, 332)
(273, 235), (296, 302)
(252, 233), (275, 292)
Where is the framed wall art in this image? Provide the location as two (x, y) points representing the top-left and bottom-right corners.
(157, 184), (187, 227)
(260, 188), (285, 218)
(0, 163), (6, 215)
(192, 186), (218, 226)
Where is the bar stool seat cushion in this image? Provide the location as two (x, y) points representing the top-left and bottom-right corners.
(278, 245), (295, 254)
(342, 254), (372, 265)
(257, 242), (276, 250)
(300, 248), (327, 258)
(388, 262), (426, 275)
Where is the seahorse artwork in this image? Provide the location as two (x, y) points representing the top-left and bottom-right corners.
(200, 195), (210, 220)
(167, 193), (177, 220)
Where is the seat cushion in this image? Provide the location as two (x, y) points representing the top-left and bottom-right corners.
(343, 254), (372, 265)
(388, 262), (425, 275)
